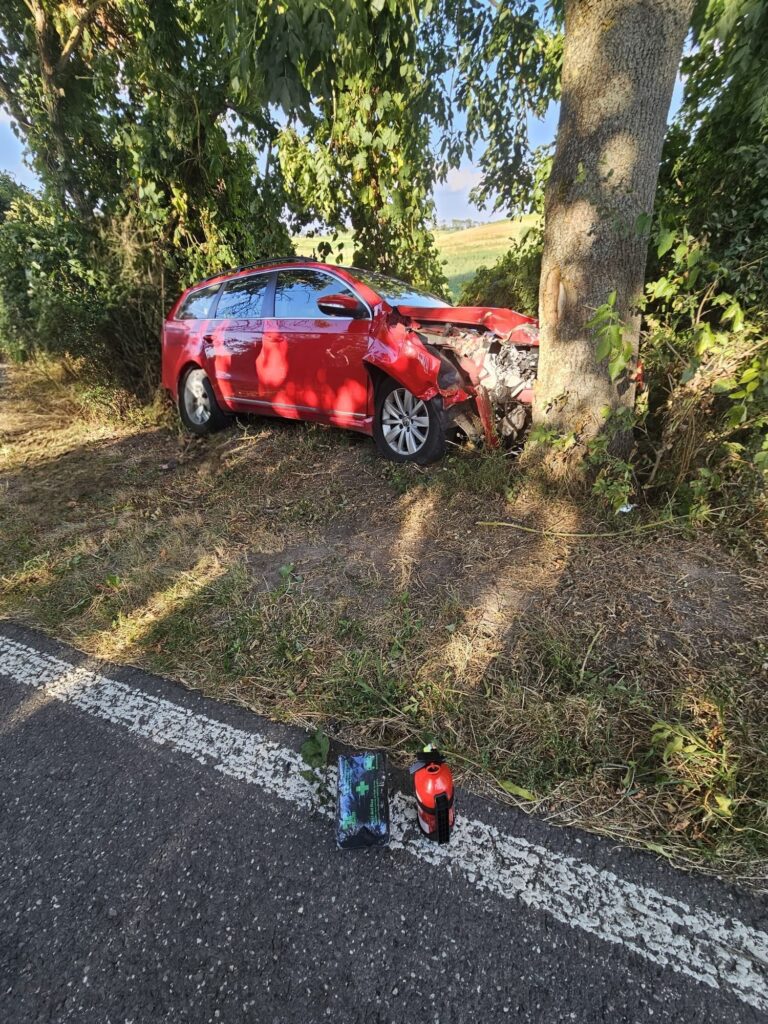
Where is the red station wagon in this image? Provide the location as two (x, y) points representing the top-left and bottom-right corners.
(162, 257), (539, 464)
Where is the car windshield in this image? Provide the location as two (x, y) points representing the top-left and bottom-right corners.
(348, 269), (451, 309)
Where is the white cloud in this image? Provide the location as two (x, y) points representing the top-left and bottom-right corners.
(0, 106), (11, 126)
(444, 166), (484, 193)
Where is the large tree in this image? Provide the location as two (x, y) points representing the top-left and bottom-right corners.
(532, 0), (695, 471)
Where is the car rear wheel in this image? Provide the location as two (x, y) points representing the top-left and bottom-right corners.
(178, 367), (231, 435)
(374, 378), (446, 465)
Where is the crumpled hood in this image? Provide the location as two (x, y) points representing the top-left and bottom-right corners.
(396, 304), (539, 344)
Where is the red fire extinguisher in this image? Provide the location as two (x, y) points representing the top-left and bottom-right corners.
(410, 747), (455, 844)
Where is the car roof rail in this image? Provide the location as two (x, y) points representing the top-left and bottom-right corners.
(195, 255), (318, 286)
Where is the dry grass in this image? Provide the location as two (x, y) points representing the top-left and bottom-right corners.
(2, 362), (768, 885)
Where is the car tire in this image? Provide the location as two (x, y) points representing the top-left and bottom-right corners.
(373, 377), (446, 465)
(178, 366), (231, 435)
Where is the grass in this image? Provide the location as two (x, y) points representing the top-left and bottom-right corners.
(2, 362), (768, 886)
(293, 216), (538, 298)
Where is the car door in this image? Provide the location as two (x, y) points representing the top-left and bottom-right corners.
(203, 271), (274, 402)
(258, 269), (371, 423)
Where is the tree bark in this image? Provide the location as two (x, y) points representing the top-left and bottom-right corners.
(534, 0), (694, 474)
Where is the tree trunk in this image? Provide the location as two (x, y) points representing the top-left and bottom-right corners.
(534, 0), (694, 475)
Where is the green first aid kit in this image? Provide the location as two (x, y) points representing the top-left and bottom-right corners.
(335, 752), (390, 849)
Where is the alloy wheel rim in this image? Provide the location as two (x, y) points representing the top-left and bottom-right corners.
(381, 388), (429, 455)
(183, 369), (211, 425)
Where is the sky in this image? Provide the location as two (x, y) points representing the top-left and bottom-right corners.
(0, 81), (681, 224)
(0, 109), (38, 190)
(433, 102), (560, 222)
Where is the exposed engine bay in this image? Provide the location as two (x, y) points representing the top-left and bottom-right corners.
(417, 322), (539, 445)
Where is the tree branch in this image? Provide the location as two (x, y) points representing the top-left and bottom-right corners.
(57, 0), (108, 75)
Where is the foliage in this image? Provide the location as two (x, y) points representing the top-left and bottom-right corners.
(458, 238), (541, 315)
(459, 3), (766, 530)
(300, 728), (330, 770)
(276, 0), (449, 292)
(636, 0), (768, 528)
(0, 0), (764, 537)
(457, 150), (551, 312)
(296, 217), (534, 298)
(0, 191), (163, 393)
(585, 408), (637, 512)
(0, 0), (300, 389)
(587, 291), (636, 384)
(638, 225), (768, 522)
(4, 0), (504, 382)
(0, 172), (26, 221)
(646, 716), (738, 834)
(0, 0), (571, 387)
(445, 0), (562, 213)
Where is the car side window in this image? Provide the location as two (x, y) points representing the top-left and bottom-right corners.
(274, 270), (358, 318)
(176, 283), (221, 321)
(215, 273), (271, 319)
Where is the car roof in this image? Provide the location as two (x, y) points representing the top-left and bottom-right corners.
(183, 258), (378, 301)
(169, 258), (387, 321)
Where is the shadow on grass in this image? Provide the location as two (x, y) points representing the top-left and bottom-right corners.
(3, 364), (768, 879)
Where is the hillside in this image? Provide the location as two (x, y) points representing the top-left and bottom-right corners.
(293, 215), (537, 297)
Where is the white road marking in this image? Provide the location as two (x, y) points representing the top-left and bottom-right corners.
(1, 633), (767, 1011)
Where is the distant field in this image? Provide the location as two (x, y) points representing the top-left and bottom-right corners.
(293, 215), (537, 297)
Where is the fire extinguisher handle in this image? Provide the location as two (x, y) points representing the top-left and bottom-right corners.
(435, 792), (450, 844)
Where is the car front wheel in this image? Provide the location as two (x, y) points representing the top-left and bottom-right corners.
(178, 367), (231, 435)
(374, 378), (446, 464)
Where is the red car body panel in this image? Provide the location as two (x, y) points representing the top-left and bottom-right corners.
(161, 259), (538, 443)
(397, 304), (536, 335)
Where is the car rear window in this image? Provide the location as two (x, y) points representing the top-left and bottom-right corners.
(215, 273), (272, 319)
(274, 269), (358, 318)
(176, 282), (221, 321)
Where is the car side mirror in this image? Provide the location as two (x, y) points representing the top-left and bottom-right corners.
(317, 293), (366, 318)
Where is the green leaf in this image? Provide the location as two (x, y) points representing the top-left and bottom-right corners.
(711, 378), (737, 394)
(727, 403), (748, 427)
(499, 780), (536, 801)
(657, 227), (676, 257)
(300, 729), (330, 770)
(595, 335), (612, 361)
(608, 354), (627, 381)
(648, 276), (674, 300)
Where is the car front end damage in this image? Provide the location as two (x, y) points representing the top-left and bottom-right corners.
(365, 305), (539, 446)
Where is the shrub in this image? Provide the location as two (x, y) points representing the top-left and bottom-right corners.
(458, 238), (541, 316)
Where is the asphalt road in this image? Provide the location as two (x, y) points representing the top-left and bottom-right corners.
(1, 621), (766, 1024)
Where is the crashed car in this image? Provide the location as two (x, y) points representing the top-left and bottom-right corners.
(161, 257), (539, 464)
